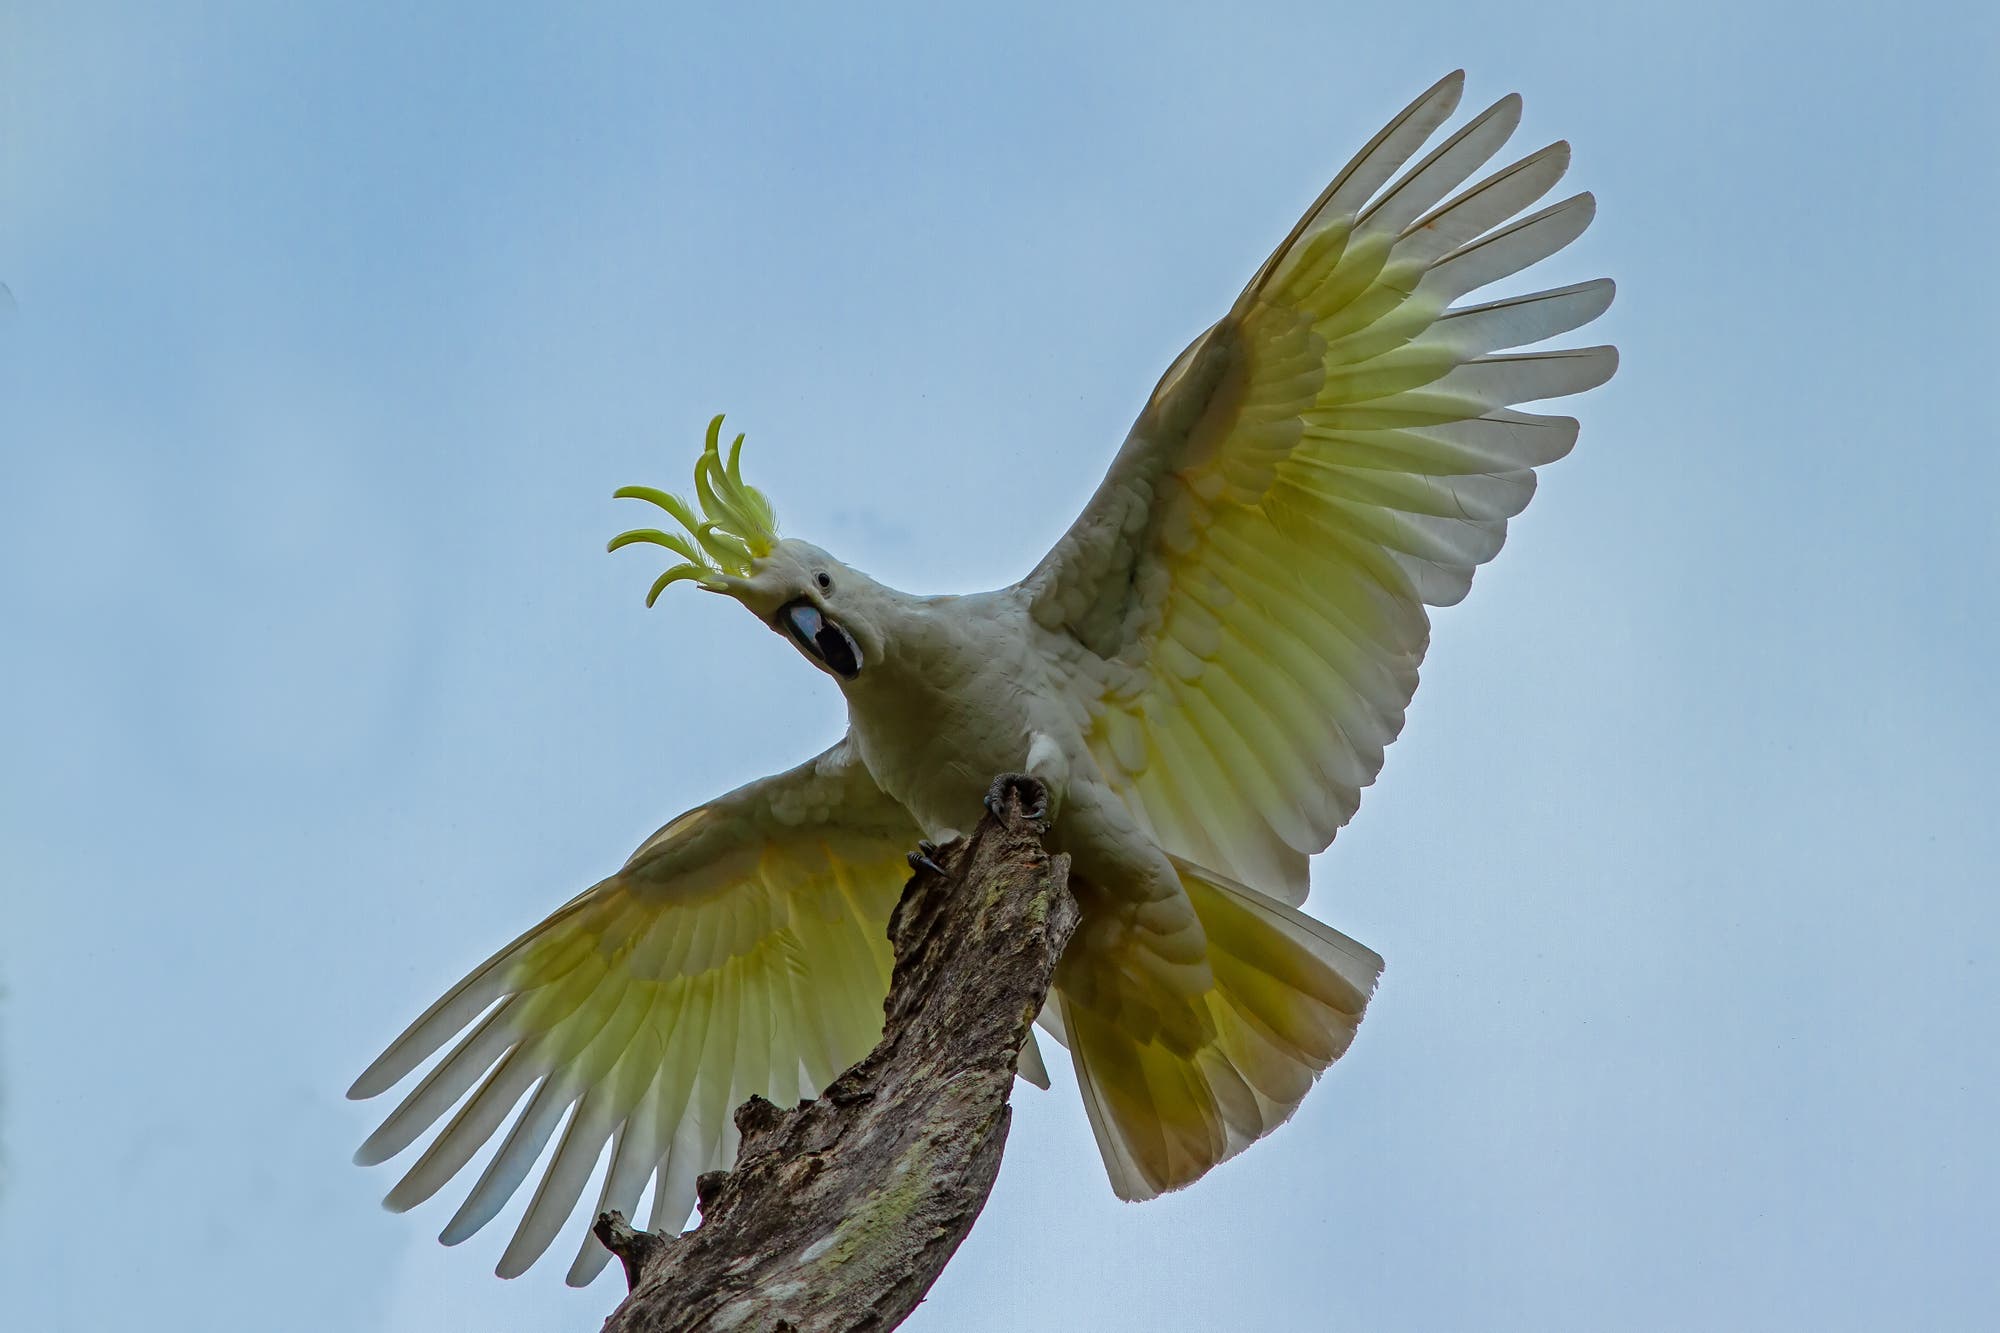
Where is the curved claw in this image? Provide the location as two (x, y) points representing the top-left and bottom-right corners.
(906, 841), (948, 878)
(984, 773), (1049, 827)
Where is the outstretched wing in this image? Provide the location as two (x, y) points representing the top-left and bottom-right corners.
(1027, 71), (1616, 903)
(348, 738), (920, 1285)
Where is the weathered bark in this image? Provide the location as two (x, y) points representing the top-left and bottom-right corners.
(593, 780), (1077, 1333)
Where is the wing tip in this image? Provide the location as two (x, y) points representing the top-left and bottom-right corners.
(1567, 343), (1621, 392)
(381, 1183), (425, 1214)
(353, 1119), (412, 1167)
(346, 1067), (391, 1102)
(565, 1241), (615, 1288)
(1508, 139), (1573, 190)
(1571, 275), (1617, 319)
(1424, 69), (1468, 124)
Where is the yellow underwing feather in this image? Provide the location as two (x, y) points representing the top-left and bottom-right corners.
(1029, 74), (1615, 908)
(349, 738), (919, 1284)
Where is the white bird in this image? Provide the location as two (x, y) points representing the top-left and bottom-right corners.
(350, 70), (1617, 1285)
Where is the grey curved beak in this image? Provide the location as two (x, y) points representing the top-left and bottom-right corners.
(779, 599), (863, 679)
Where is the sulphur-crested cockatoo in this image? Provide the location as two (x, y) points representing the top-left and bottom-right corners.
(351, 70), (1616, 1284)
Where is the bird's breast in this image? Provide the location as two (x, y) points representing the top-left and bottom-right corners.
(845, 626), (1063, 836)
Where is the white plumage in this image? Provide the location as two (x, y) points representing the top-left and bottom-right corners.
(351, 70), (1616, 1283)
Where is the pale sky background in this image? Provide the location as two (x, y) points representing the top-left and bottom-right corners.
(4, 3), (1997, 1330)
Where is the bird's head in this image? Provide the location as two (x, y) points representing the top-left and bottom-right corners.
(608, 416), (885, 683)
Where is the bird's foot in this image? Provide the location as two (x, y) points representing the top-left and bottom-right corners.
(984, 772), (1050, 828)
(906, 839), (948, 878)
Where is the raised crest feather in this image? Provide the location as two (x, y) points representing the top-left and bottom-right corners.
(609, 414), (781, 604)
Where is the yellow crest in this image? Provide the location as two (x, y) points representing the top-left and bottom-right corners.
(608, 415), (781, 605)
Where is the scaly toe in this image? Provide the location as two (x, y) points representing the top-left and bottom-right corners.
(983, 772), (1051, 828)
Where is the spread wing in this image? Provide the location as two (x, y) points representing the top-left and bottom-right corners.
(1026, 71), (1616, 903)
(348, 737), (921, 1285)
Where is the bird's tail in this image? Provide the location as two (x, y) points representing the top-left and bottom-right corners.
(1053, 856), (1382, 1200)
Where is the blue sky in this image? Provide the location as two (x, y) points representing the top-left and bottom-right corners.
(3, 2), (1995, 1329)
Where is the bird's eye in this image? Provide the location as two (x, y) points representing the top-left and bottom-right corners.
(815, 572), (833, 592)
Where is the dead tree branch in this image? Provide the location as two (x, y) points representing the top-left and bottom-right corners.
(593, 779), (1077, 1333)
